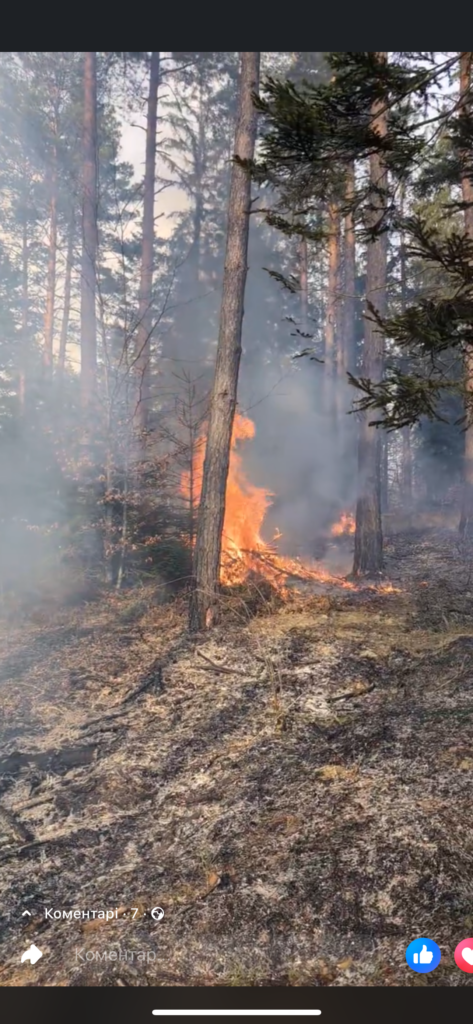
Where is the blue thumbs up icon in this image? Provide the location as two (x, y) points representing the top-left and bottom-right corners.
(405, 937), (441, 973)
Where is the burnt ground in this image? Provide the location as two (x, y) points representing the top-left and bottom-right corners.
(0, 526), (473, 988)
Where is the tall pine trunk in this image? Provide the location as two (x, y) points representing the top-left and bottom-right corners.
(134, 51), (160, 434)
(299, 235), (308, 334)
(342, 163), (357, 378)
(458, 52), (473, 537)
(324, 203), (340, 416)
(80, 51), (97, 409)
(43, 144), (58, 377)
(58, 213), (74, 381)
(353, 52), (388, 575)
(189, 52), (260, 632)
(399, 193), (413, 509)
(338, 163), (357, 499)
(19, 209), (28, 414)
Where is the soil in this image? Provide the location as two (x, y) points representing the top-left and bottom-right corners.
(1, 525), (473, 988)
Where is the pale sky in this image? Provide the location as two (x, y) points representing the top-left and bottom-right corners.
(120, 118), (189, 238)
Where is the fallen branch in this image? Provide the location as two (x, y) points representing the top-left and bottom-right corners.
(12, 795), (55, 812)
(79, 708), (130, 733)
(196, 650), (240, 674)
(327, 683), (375, 703)
(195, 651), (262, 683)
(122, 665), (163, 704)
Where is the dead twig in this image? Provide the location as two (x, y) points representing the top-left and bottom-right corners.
(327, 683), (375, 703)
(122, 665), (163, 704)
(12, 795), (55, 812)
(196, 650), (239, 674)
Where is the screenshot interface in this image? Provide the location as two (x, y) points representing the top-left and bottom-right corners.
(0, 50), (472, 1017)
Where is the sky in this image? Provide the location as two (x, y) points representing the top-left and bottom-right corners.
(120, 114), (189, 239)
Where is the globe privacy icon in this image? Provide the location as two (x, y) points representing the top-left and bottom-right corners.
(405, 937), (441, 973)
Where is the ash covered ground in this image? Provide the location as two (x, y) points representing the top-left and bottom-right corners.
(0, 526), (473, 987)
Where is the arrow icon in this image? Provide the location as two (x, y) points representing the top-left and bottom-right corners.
(22, 910), (31, 917)
(21, 944), (43, 964)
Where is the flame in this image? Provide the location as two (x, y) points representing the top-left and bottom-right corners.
(181, 415), (401, 596)
(181, 414), (357, 590)
(331, 512), (356, 537)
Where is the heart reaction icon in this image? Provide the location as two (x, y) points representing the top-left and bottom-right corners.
(454, 938), (473, 973)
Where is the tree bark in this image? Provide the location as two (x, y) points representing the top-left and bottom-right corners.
(80, 51), (97, 409)
(324, 203), (340, 415)
(43, 145), (58, 377)
(458, 52), (473, 537)
(380, 433), (388, 513)
(189, 52), (260, 632)
(134, 51), (160, 434)
(399, 191), (413, 509)
(337, 163), (358, 493)
(342, 163), (356, 377)
(19, 211), (28, 414)
(353, 52), (388, 575)
(58, 213), (74, 381)
(299, 235), (308, 334)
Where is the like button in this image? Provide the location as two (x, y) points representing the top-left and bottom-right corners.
(405, 937), (441, 973)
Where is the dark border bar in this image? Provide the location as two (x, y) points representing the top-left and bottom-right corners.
(1, 985), (471, 1023)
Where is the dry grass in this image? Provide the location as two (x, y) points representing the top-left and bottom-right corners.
(0, 529), (473, 987)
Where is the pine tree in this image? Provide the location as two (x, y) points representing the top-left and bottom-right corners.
(189, 53), (260, 631)
(80, 52), (98, 409)
(353, 52), (388, 575)
(134, 51), (160, 435)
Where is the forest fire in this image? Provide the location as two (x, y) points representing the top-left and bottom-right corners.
(181, 414), (357, 590)
(331, 512), (356, 537)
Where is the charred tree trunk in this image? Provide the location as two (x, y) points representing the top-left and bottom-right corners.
(353, 53), (388, 575)
(458, 52), (473, 537)
(189, 52), (260, 632)
(58, 213), (74, 381)
(80, 51), (97, 410)
(43, 145), (58, 378)
(134, 51), (160, 435)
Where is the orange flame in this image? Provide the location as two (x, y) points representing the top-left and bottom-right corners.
(331, 512), (356, 537)
(181, 414), (357, 590)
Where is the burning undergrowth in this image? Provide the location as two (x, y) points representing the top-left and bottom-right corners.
(181, 414), (392, 599)
(0, 529), (472, 987)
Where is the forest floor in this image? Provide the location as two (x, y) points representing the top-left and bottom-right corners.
(1, 523), (473, 988)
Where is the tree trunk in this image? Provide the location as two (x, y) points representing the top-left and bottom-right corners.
(399, 191), (413, 509)
(58, 213), (74, 381)
(80, 51), (97, 409)
(342, 163), (356, 377)
(401, 427), (413, 507)
(458, 52), (473, 537)
(324, 203), (340, 415)
(338, 163), (357, 494)
(19, 212), (28, 414)
(380, 433), (389, 512)
(353, 52), (388, 575)
(299, 235), (308, 334)
(189, 52), (260, 632)
(134, 51), (160, 434)
(43, 146), (58, 377)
